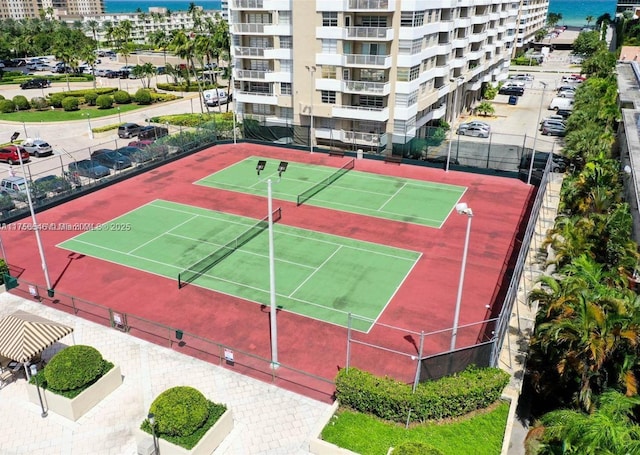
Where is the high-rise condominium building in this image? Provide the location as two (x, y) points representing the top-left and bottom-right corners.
(513, 0), (549, 50)
(230, 0), (520, 153)
(0, 0), (104, 19)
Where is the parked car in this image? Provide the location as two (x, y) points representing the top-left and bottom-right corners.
(556, 109), (573, 119)
(549, 97), (574, 111)
(104, 70), (121, 78)
(138, 125), (169, 140)
(457, 125), (490, 138)
(457, 121), (491, 133)
(68, 160), (110, 179)
(0, 145), (30, 165)
(557, 90), (575, 99)
(498, 85), (524, 96)
(128, 140), (170, 158)
(94, 68), (110, 77)
(0, 176), (45, 201)
(541, 124), (567, 136)
(20, 78), (51, 89)
(561, 74), (585, 83)
(509, 73), (534, 82)
(118, 123), (142, 138)
(519, 152), (569, 173)
(203, 89), (231, 106)
(540, 119), (566, 131)
(115, 146), (153, 164)
(90, 149), (133, 170)
(33, 175), (73, 195)
(21, 138), (53, 157)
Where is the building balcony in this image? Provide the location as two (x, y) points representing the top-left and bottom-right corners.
(264, 24), (292, 35)
(346, 26), (393, 40)
(431, 103), (446, 120)
(233, 0), (263, 8)
(451, 57), (466, 68)
(465, 79), (482, 91)
(438, 20), (454, 32)
(316, 53), (345, 66)
(332, 105), (389, 121)
(234, 23), (267, 34)
(234, 46), (269, 58)
(346, 0), (395, 11)
(264, 48), (292, 59)
(344, 54), (392, 68)
(235, 69), (269, 80)
(343, 80), (391, 95)
(453, 36), (470, 49)
(315, 128), (384, 147)
(235, 91), (278, 105)
(467, 49), (483, 60)
(265, 71), (292, 83)
(455, 17), (471, 28)
(469, 33), (486, 44)
(432, 65), (449, 78)
(316, 26), (345, 40)
(472, 14), (489, 25)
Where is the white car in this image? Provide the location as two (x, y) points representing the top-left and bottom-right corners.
(94, 68), (109, 77)
(457, 125), (490, 138)
(509, 74), (534, 82)
(21, 138), (53, 157)
(458, 121), (491, 133)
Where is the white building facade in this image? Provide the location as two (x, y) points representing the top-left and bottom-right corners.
(230, 0), (520, 153)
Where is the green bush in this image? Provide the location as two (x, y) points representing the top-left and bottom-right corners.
(61, 96), (79, 111)
(96, 94), (113, 109)
(12, 95), (29, 110)
(30, 97), (48, 110)
(393, 441), (444, 455)
(134, 88), (152, 105)
(44, 345), (106, 391)
(48, 93), (65, 108)
(113, 90), (131, 104)
(157, 82), (203, 92)
(149, 386), (210, 437)
(335, 366), (509, 423)
(0, 99), (16, 113)
(0, 94), (4, 100)
(84, 91), (98, 106)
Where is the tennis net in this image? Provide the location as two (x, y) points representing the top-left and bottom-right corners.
(296, 159), (355, 206)
(178, 207), (282, 288)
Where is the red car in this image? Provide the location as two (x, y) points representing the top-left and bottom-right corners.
(0, 145), (30, 165)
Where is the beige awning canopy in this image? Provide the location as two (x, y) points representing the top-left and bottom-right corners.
(0, 311), (74, 363)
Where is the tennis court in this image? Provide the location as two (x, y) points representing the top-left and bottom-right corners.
(195, 157), (467, 228)
(58, 199), (421, 332)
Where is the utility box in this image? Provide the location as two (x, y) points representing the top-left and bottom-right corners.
(508, 95), (518, 105)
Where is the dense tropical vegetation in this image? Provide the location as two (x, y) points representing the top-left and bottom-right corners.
(524, 21), (640, 453)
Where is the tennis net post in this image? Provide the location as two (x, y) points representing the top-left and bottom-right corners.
(296, 159), (355, 206)
(178, 207), (282, 289)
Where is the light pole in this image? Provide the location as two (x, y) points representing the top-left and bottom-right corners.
(83, 113), (94, 139)
(148, 413), (159, 454)
(446, 77), (465, 171)
(305, 65), (316, 154)
(528, 81), (547, 184)
(232, 110), (237, 144)
(29, 364), (47, 418)
(451, 202), (473, 351)
(17, 149), (53, 297)
(267, 178), (279, 369)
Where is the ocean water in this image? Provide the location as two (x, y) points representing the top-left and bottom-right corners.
(548, 0), (617, 27)
(104, 0), (222, 13)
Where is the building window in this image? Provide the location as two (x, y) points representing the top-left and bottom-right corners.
(409, 65), (420, 81)
(253, 104), (272, 115)
(397, 68), (409, 82)
(281, 82), (292, 95)
(398, 40), (412, 55)
(280, 107), (293, 119)
(359, 96), (383, 108)
(360, 16), (387, 27)
(279, 60), (292, 72)
(278, 10), (291, 24)
(322, 12), (338, 26)
(280, 36), (292, 49)
(321, 66), (337, 79)
(400, 10), (425, 27)
(412, 39), (422, 54)
(322, 39), (338, 53)
(321, 91), (336, 104)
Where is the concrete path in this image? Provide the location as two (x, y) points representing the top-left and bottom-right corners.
(0, 292), (331, 455)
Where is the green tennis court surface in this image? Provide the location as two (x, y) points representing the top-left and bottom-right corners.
(195, 157), (466, 228)
(58, 200), (421, 332)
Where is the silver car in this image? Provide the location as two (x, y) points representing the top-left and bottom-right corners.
(21, 138), (53, 157)
(457, 125), (490, 138)
(458, 121), (491, 133)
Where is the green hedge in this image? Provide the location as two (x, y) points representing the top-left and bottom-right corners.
(44, 345), (107, 391)
(335, 366), (509, 423)
(61, 96), (79, 111)
(156, 82), (217, 92)
(48, 87), (116, 98)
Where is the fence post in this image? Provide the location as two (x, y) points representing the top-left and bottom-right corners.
(346, 312), (352, 372)
(412, 330), (425, 393)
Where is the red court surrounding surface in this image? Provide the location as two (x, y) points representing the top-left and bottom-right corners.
(2, 143), (533, 400)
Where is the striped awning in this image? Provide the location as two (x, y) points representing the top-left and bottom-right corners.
(0, 311), (74, 363)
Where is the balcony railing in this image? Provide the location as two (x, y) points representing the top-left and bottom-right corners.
(338, 105), (385, 112)
(235, 46), (271, 57)
(348, 0), (388, 9)
(343, 130), (380, 144)
(236, 69), (269, 79)
(346, 27), (390, 39)
(344, 80), (388, 94)
(233, 0), (263, 8)
(237, 90), (274, 96)
(234, 23), (268, 34)
(345, 54), (389, 66)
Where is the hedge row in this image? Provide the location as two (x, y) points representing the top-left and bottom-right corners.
(157, 82), (218, 92)
(335, 366), (509, 423)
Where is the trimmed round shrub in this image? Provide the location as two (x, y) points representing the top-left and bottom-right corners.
(393, 442), (444, 455)
(84, 91), (98, 106)
(134, 88), (152, 105)
(30, 97), (48, 110)
(61, 96), (79, 111)
(113, 90), (131, 104)
(0, 99), (16, 113)
(149, 386), (210, 437)
(49, 93), (65, 108)
(44, 345), (105, 391)
(12, 95), (29, 110)
(96, 94), (113, 109)
(0, 94), (4, 100)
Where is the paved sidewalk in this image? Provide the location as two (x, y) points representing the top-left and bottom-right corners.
(0, 292), (331, 455)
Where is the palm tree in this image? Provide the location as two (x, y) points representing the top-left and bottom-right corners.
(115, 20), (133, 69)
(586, 15), (594, 28)
(170, 29), (207, 113)
(547, 12), (563, 28)
(84, 19), (100, 51)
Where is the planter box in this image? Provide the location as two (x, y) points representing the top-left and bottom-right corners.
(26, 365), (122, 421)
(137, 409), (234, 455)
(309, 401), (359, 455)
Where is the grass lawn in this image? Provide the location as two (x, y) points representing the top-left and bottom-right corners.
(0, 104), (142, 122)
(321, 402), (509, 455)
